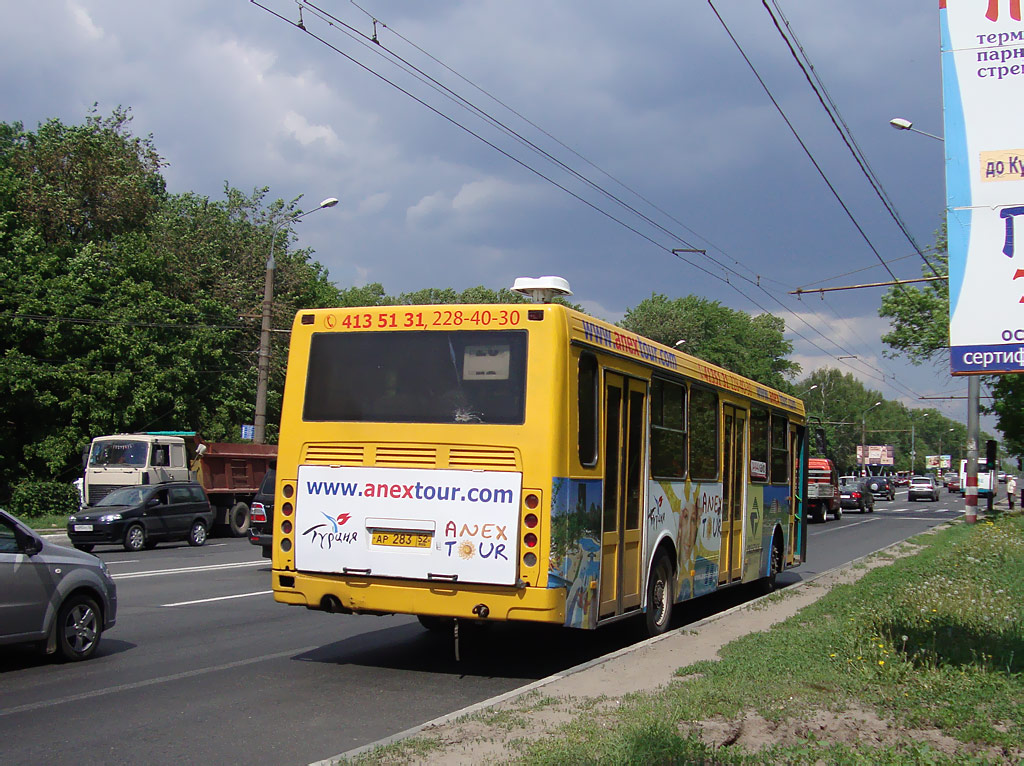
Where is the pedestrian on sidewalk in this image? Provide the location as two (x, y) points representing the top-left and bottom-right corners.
(1008, 474), (1017, 511)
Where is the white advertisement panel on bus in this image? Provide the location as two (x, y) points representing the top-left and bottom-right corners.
(294, 465), (522, 586)
(942, 2), (1024, 375)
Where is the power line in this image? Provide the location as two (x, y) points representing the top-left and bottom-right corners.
(251, 0), (929, 401)
(762, 0), (941, 279)
(706, 0), (905, 291)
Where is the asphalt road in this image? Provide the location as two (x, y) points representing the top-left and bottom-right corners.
(0, 489), (969, 766)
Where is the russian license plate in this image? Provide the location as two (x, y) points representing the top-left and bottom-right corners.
(371, 531), (432, 548)
(74, 524), (93, 532)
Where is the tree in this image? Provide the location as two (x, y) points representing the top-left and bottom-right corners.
(619, 294), (799, 389)
(0, 111), (342, 500)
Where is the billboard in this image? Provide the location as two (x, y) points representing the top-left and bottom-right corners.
(926, 454), (953, 469)
(941, 2), (1024, 374)
(856, 445), (895, 466)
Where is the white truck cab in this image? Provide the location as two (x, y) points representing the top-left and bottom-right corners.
(82, 433), (190, 506)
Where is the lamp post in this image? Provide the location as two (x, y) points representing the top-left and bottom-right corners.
(938, 427), (954, 470)
(910, 411), (928, 474)
(889, 116), (978, 523)
(797, 384), (819, 397)
(860, 401), (882, 476)
(889, 117), (944, 141)
(253, 197), (339, 444)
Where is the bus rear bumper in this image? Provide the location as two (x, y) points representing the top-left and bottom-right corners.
(273, 570), (566, 625)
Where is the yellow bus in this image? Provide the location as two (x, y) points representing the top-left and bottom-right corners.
(271, 279), (808, 636)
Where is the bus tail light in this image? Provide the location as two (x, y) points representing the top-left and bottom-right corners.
(524, 513), (538, 528)
(524, 493), (539, 509)
(524, 532), (538, 548)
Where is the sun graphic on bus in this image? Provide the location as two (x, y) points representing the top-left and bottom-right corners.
(458, 540), (476, 560)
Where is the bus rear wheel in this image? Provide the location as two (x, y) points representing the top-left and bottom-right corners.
(644, 553), (674, 637)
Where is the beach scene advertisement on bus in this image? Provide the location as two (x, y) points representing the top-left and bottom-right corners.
(646, 480), (722, 601)
(294, 465), (522, 586)
(942, 2), (1024, 374)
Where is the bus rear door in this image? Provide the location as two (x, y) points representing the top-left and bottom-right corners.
(599, 372), (647, 619)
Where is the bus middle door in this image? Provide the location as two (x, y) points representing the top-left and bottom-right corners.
(599, 372), (646, 620)
(720, 404), (747, 584)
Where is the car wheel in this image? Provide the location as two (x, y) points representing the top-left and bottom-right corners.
(123, 524), (145, 552)
(645, 552), (675, 637)
(188, 520), (207, 547)
(834, 506), (842, 520)
(55, 593), (102, 662)
(73, 543), (94, 553)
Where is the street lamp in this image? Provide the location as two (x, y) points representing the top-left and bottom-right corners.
(797, 384), (819, 397)
(910, 412), (929, 474)
(860, 401), (882, 475)
(890, 114), (979, 523)
(253, 197), (339, 444)
(938, 427), (955, 469)
(889, 117), (944, 141)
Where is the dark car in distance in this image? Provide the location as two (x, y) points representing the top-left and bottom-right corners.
(68, 482), (215, 552)
(1, 509), (117, 661)
(839, 476), (875, 513)
(865, 475), (896, 501)
(248, 466), (275, 559)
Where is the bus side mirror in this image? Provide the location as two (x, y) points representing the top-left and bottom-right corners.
(81, 445), (90, 470)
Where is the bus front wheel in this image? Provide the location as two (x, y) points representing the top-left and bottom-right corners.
(644, 553), (674, 637)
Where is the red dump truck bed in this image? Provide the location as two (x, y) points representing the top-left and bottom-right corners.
(192, 440), (277, 495)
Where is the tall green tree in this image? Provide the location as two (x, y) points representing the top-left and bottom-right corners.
(619, 294), (799, 389)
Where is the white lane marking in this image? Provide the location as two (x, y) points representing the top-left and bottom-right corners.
(811, 518), (877, 534)
(162, 590), (273, 607)
(112, 560), (264, 580)
(0, 645), (320, 718)
(105, 559), (140, 565)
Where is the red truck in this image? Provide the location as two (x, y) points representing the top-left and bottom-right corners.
(806, 457), (841, 523)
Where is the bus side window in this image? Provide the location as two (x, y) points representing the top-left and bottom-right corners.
(689, 386), (719, 480)
(578, 352), (598, 467)
(750, 407), (770, 483)
(651, 377), (686, 479)
(771, 414), (789, 483)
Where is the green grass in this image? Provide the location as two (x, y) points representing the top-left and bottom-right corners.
(512, 515), (1024, 764)
(25, 512), (70, 531)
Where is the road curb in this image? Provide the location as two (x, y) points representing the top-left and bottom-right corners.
(321, 527), (952, 765)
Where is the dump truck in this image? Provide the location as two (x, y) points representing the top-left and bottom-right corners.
(806, 456), (840, 523)
(82, 432), (276, 536)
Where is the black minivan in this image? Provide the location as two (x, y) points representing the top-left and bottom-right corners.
(248, 465), (275, 559)
(68, 482), (215, 552)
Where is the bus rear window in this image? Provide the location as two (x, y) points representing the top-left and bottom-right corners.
(303, 330), (528, 424)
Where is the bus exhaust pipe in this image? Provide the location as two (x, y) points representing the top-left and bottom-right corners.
(320, 595), (350, 614)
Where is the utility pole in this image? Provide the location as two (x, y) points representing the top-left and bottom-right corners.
(965, 377), (979, 524)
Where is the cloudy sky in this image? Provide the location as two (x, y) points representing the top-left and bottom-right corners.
(2, 1), (990, 431)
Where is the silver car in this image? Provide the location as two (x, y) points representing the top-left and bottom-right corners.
(0, 509), (117, 661)
(907, 475), (940, 502)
